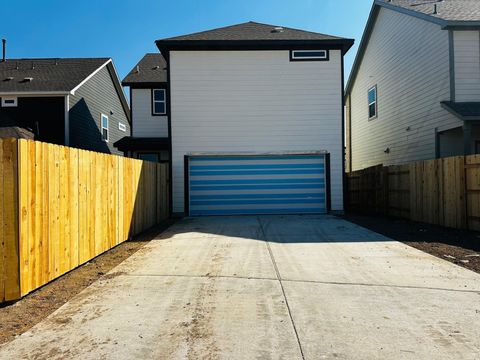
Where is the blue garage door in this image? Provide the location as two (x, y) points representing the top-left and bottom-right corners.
(187, 154), (327, 216)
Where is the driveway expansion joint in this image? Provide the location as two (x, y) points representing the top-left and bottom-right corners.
(280, 278), (480, 294)
(257, 216), (306, 360)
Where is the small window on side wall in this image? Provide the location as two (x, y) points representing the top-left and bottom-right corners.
(152, 89), (166, 115)
(290, 50), (329, 61)
(368, 86), (377, 119)
(101, 114), (109, 142)
(1, 97), (18, 107)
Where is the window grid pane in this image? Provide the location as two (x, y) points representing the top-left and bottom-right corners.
(154, 89), (165, 101)
(293, 51), (326, 59)
(153, 89), (166, 114)
(154, 102), (166, 114)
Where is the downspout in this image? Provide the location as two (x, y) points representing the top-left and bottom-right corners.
(64, 95), (70, 146)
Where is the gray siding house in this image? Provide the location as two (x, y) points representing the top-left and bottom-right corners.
(0, 58), (130, 155)
(155, 21), (353, 216)
(115, 54), (169, 162)
(345, 0), (480, 172)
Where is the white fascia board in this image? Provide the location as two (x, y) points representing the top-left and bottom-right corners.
(70, 59), (112, 95)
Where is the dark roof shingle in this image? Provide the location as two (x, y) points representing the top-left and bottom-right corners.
(159, 21), (345, 42)
(122, 54), (167, 85)
(378, 0), (480, 22)
(0, 126), (34, 140)
(0, 58), (110, 93)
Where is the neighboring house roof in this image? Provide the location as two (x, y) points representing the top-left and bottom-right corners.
(382, 0), (480, 22)
(156, 21), (354, 53)
(122, 54), (167, 86)
(441, 101), (480, 121)
(346, 0), (480, 95)
(0, 126), (34, 140)
(0, 57), (130, 123)
(0, 58), (109, 93)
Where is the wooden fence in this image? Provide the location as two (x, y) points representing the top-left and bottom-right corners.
(0, 138), (169, 303)
(346, 155), (480, 232)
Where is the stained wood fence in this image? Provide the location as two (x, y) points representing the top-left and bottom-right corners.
(0, 138), (169, 303)
(346, 155), (480, 232)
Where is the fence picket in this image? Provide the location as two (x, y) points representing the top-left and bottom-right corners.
(0, 139), (169, 303)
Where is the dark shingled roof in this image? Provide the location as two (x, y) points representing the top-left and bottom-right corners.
(378, 0), (480, 22)
(0, 58), (110, 93)
(156, 21), (354, 53)
(159, 21), (345, 42)
(0, 126), (34, 140)
(441, 101), (480, 120)
(122, 54), (167, 86)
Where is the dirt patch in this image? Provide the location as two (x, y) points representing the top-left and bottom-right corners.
(343, 214), (480, 274)
(0, 221), (174, 345)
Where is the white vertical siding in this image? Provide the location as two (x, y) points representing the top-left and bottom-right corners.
(349, 7), (462, 171)
(170, 50), (344, 214)
(131, 88), (168, 137)
(454, 30), (480, 102)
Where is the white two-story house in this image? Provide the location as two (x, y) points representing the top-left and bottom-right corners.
(116, 53), (169, 162)
(119, 22), (353, 217)
(345, 0), (480, 172)
(153, 21), (353, 217)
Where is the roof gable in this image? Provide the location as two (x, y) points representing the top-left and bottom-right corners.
(0, 58), (110, 93)
(122, 53), (167, 86)
(156, 21), (354, 53)
(0, 58), (130, 123)
(346, 0), (480, 96)
(159, 21), (344, 42)
(379, 0), (480, 22)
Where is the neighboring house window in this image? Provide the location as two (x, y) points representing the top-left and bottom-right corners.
(152, 89), (166, 115)
(101, 114), (109, 142)
(368, 86), (377, 119)
(118, 123), (127, 132)
(290, 50), (329, 61)
(1, 97), (18, 107)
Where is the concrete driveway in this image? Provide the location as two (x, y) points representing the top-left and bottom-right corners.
(1, 215), (479, 359)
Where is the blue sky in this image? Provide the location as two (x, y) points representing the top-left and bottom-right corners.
(2, 0), (372, 81)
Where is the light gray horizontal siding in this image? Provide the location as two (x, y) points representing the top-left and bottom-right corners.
(131, 88), (168, 137)
(69, 65), (130, 155)
(170, 50), (344, 213)
(349, 7), (462, 171)
(454, 30), (480, 102)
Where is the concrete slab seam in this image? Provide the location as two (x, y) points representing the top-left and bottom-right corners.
(257, 216), (306, 360)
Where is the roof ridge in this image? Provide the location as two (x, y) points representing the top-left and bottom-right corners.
(158, 21), (254, 41)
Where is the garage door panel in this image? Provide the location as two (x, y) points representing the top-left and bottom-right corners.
(190, 173), (325, 181)
(188, 154), (327, 216)
(190, 193), (325, 201)
(190, 208), (326, 216)
(190, 163), (324, 170)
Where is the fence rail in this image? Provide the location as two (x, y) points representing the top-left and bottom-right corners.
(0, 138), (169, 303)
(346, 155), (480, 232)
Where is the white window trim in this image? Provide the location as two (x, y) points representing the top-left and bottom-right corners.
(368, 85), (378, 120)
(101, 114), (109, 142)
(118, 122), (127, 132)
(152, 89), (166, 115)
(291, 50), (328, 60)
(1, 97), (18, 107)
